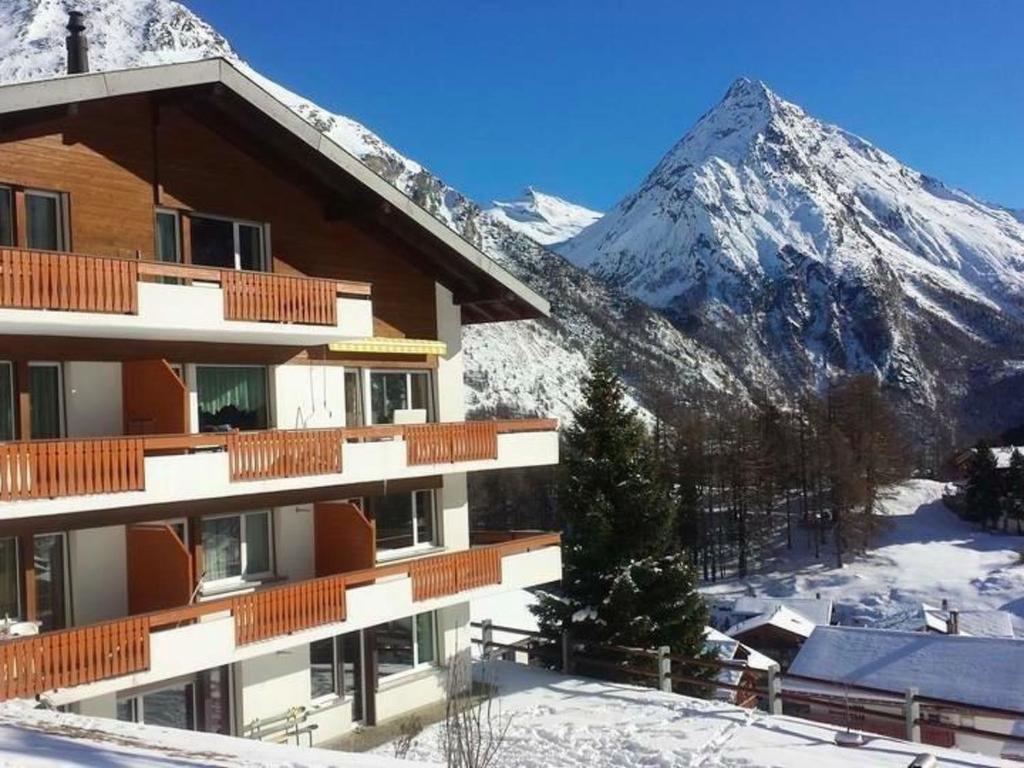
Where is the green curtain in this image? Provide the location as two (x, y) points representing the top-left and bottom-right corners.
(0, 363), (13, 441)
(29, 365), (61, 439)
(196, 366), (268, 430)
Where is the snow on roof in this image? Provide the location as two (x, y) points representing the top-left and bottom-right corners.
(732, 596), (834, 626)
(994, 446), (1024, 469)
(789, 626), (1024, 712)
(727, 605), (816, 640)
(704, 626), (777, 671)
(922, 607), (1020, 638)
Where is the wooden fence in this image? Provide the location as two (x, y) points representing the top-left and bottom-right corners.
(0, 248), (138, 314)
(0, 437), (146, 501)
(233, 576), (347, 645)
(226, 429), (344, 481)
(409, 547), (503, 600)
(0, 616), (150, 700)
(405, 421), (499, 465)
(221, 270), (338, 326)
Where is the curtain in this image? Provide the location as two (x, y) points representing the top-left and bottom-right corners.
(196, 366), (268, 431)
(201, 517), (241, 581)
(0, 363), (13, 441)
(0, 538), (18, 620)
(29, 365), (61, 439)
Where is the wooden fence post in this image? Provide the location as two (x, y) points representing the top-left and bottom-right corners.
(767, 664), (783, 715)
(561, 628), (573, 675)
(480, 619), (493, 660)
(657, 646), (672, 693)
(904, 687), (921, 743)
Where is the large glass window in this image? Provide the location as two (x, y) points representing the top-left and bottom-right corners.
(196, 365), (269, 431)
(155, 210), (181, 268)
(200, 511), (273, 586)
(190, 215), (267, 272)
(0, 538), (19, 620)
(0, 362), (13, 441)
(377, 612), (436, 679)
(310, 631), (363, 706)
(118, 682), (197, 731)
(0, 187), (12, 247)
(372, 491), (435, 553)
(28, 363), (63, 439)
(34, 533), (67, 632)
(368, 371), (433, 425)
(25, 191), (63, 251)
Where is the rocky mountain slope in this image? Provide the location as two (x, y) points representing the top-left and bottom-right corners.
(0, 0), (747, 423)
(561, 78), (1024, 438)
(487, 187), (601, 246)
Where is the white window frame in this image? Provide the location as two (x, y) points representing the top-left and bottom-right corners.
(154, 208), (182, 264)
(374, 490), (438, 561)
(198, 510), (274, 593)
(364, 369), (435, 426)
(27, 361), (65, 439)
(188, 212), (270, 272)
(24, 189), (66, 251)
(116, 678), (199, 729)
(33, 531), (71, 630)
(190, 363), (273, 433)
(377, 612), (437, 684)
(0, 361), (14, 441)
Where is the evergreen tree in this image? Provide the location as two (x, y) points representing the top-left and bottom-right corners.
(534, 350), (708, 661)
(1005, 449), (1024, 535)
(965, 441), (1000, 528)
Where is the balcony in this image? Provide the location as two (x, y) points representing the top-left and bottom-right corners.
(0, 420), (559, 518)
(0, 247), (373, 345)
(0, 531), (561, 704)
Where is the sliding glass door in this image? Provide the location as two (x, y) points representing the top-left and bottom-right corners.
(34, 533), (67, 632)
(0, 362), (13, 441)
(28, 363), (63, 439)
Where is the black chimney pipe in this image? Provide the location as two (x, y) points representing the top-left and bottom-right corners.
(66, 11), (90, 74)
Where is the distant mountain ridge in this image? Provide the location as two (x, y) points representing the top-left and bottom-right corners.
(487, 188), (601, 246)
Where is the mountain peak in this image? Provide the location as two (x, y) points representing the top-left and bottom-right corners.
(488, 188), (602, 246)
(723, 77), (773, 103)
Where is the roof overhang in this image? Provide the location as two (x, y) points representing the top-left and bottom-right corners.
(0, 58), (549, 324)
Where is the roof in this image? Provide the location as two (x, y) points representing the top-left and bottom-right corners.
(884, 603), (1022, 638)
(0, 59), (548, 324)
(788, 626), (1024, 712)
(704, 627), (777, 671)
(726, 606), (816, 640)
(731, 596), (834, 627)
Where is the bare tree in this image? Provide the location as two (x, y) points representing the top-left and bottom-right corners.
(438, 656), (513, 768)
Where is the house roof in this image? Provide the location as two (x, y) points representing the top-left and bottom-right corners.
(0, 58), (549, 324)
(731, 596), (834, 627)
(884, 603), (1023, 639)
(704, 627), (777, 671)
(788, 626), (1024, 712)
(726, 606), (816, 641)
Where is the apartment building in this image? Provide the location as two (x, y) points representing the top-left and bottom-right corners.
(0, 51), (560, 745)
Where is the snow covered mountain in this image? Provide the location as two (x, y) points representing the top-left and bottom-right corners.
(0, 0), (745, 424)
(561, 78), (1024, 437)
(487, 188), (601, 246)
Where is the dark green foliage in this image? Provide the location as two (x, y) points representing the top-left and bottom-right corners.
(1004, 449), (1024, 534)
(965, 440), (1000, 527)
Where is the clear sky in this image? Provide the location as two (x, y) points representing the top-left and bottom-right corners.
(188, 0), (1023, 212)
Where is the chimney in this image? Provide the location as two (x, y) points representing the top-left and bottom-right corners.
(948, 610), (959, 635)
(941, 598), (949, 612)
(66, 11), (90, 75)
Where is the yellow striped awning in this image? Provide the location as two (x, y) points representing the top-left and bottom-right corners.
(329, 337), (448, 356)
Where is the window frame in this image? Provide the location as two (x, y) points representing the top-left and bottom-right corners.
(0, 361), (14, 441)
(116, 679), (199, 730)
(309, 631), (363, 705)
(198, 510), (275, 593)
(155, 208), (182, 264)
(192, 363), (272, 433)
(24, 188), (66, 251)
(0, 536), (21, 621)
(0, 185), (12, 247)
(188, 212), (270, 272)
(376, 611), (438, 683)
(27, 361), (65, 439)
(33, 531), (71, 632)
(373, 490), (438, 560)
(364, 369), (435, 426)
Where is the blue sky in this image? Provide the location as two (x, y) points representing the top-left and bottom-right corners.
(188, 1), (1023, 212)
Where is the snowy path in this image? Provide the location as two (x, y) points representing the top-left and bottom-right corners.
(703, 480), (1024, 627)
(381, 661), (1008, 767)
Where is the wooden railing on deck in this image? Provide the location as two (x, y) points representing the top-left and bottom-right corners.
(233, 577), (347, 645)
(0, 437), (145, 501)
(226, 429), (344, 481)
(0, 616), (150, 700)
(405, 421), (499, 465)
(0, 248), (137, 314)
(222, 270), (338, 325)
(409, 547), (503, 600)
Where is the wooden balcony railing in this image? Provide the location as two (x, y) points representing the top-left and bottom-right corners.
(226, 429), (344, 481)
(405, 421), (498, 466)
(0, 437), (145, 502)
(0, 532), (560, 700)
(0, 248), (138, 314)
(0, 246), (370, 326)
(0, 616), (150, 700)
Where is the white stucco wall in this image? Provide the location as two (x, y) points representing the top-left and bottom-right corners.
(273, 365), (345, 430)
(275, 504), (315, 582)
(63, 362), (123, 438)
(434, 283), (464, 423)
(440, 474), (469, 551)
(69, 525), (127, 624)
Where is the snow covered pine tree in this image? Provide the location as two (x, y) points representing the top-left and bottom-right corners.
(534, 349), (709, 684)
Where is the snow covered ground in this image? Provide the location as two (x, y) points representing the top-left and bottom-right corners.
(375, 660), (1010, 767)
(0, 702), (434, 767)
(703, 480), (1024, 628)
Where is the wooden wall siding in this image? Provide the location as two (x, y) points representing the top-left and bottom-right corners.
(221, 270), (337, 325)
(126, 524), (193, 614)
(314, 501), (376, 577)
(405, 421), (499, 466)
(0, 248), (138, 314)
(226, 429), (344, 481)
(232, 576), (346, 646)
(409, 547), (503, 601)
(0, 437), (145, 501)
(0, 615), (150, 700)
(122, 360), (189, 437)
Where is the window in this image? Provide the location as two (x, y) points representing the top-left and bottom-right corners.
(372, 491), (435, 554)
(155, 210), (181, 284)
(368, 371), (433, 425)
(0, 362), (13, 441)
(34, 533), (68, 632)
(0, 538), (19, 620)
(196, 365), (269, 431)
(0, 187), (12, 247)
(376, 612), (436, 679)
(190, 215), (267, 272)
(117, 682), (197, 731)
(25, 191), (64, 251)
(309, 631), (363, 708)
(344, 370), (364, 428)
(28, 363), (63, 439)
(200, 511), (273, 586)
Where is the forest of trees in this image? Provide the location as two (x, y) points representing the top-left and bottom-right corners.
(964, 442), (1024, 533)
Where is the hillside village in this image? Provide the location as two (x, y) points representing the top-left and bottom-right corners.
(0, 2), (1022, 768)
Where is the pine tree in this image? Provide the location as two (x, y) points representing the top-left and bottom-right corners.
(534, 350), (708, 662)
(965, 441), (1000, 528)
(1005, 449), (1024, 535)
